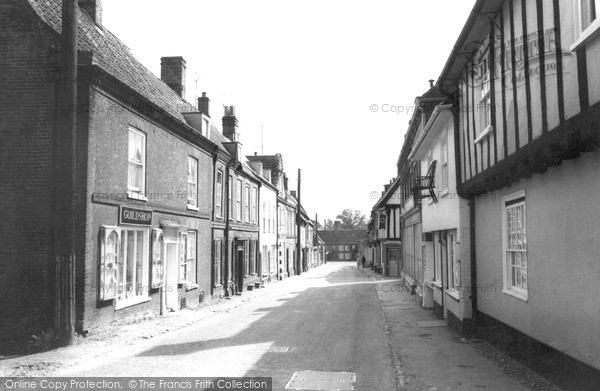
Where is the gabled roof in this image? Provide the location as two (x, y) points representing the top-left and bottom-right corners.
(372, 176), (402, 211)
(319, 230), (368, 245)
(26, 0), (196, 123)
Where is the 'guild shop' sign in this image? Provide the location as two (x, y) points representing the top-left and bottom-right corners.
(120, 206), (152, 226)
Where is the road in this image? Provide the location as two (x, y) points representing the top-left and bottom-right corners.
(67, 263), (397, 391)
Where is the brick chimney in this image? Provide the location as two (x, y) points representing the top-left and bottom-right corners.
(222, 106), (238, 141)
(198, 92), (210, 117)
(334, 221), (341, 230)
(160, 57), (186, 98)
(79, 0), (102, 25)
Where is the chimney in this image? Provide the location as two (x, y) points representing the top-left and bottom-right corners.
(79, 0), (102, 26)
(429, 79), (435, 88)
(222, 106), (238, 141)
(160, 56), (186, 97)
(384, 184), (391, 192)
(290, 190), (297, 199)
(334, 221), (341, 230)
(198, 92), (210, 117)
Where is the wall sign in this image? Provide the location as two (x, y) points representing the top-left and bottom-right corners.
(120, 206), (152, 226)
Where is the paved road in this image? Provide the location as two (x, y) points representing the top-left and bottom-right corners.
(69, 263), (397, 391)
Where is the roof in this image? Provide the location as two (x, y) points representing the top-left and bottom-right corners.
(246, 154), (284, 173)
(26, 0), (195, 123)
(319, 230), (368, 245)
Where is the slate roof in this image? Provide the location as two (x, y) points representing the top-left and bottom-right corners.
(26, 0), (195, 123)
(319, 230), (368, 245)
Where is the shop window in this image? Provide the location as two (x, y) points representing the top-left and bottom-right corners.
(127, 128), (146, 198)
(118, 229), (149, 304)
(99, 226), (120, 300)
(151, 229), (165, 289)
(502, 190), (528, 301)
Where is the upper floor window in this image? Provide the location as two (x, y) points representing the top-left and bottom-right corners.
(236, 179), (242, 221)
(251, 187), (257, 224)
(263, 202), (267, 233)
(187, 157), (198, 209)
(441, 129), (449, 191)
(245, 184), (250, 223)
(580, 0), (599, 30)
(128, 128), (146, 196)
(216, 170), (223, 218)
(228, 175), (233, 220)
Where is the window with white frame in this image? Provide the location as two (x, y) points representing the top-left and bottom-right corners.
(236, 179), (242, 221)
(216, 171), (223, 218)
(251, 187), (257, 224)
(187, 157), (198, 208)
(579, 0), (599, 31)
(502, 191), (528, 300)
(99, 226), (120, 301)
(441, 129), (449, 191)
(434, 233), (442, 284)
(263, 202), (267, 232)
(477, 47), (492, 136)
(151, 229), (165, 289)
(180, 231), (197, 285)
(118, 228), (149, 303)
(228, 175), (233, 220)
(128, 128), (146, 196)
(245, 184), (250, 223)
(446, 232), (460, 295)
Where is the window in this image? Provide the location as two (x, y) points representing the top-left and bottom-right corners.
(477, 48), (492, 139)
(251, 187), (257, 224)
(434, 233), (442, 284)
(128, 128), (146, 197)
(119, 229), (149, 304)
(338, 253), (344, 260)
(151, 229), (165, 289)
(213, 239), (222, 286)
(216, 171), (223, 218)
(187, 157), (198, 209)
(379, 214), (387, 229)
(339, 245), (344, 252)
(263, 203), (267, 233)
(446, 232), (460, 296)
(228, 175), (233, 220)
(181, 231), (197, 285)
(250, 240), (257, 274)
(502, 190), (528, 301)
(579, 0), (599, 31)
(245, 184), (250, 223)
(236, 179), (242, 221)
(99, 226), (120, 301)
(441, 129), (449, 192)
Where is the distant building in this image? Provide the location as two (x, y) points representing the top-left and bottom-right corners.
(319, 229), (369, 262)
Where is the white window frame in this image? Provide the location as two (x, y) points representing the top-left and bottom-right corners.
(187, 156), (199, 210)
(116, 228), (150, 309)
(245, 184), (250, 223)
(127, 128), (147, 201)
(99, 226), (120, 301)
(236, 179), (242, 221)
(446, 232), (460, 300)
(216, 170), (223, 218)
(475, 47), (493, 143)
(571, 0), (600, 50)
(213, 239), (223, 287)
(180, 230), (197, 287)
(151, 228), (165, 289)
(441, 129), (449, 193)
(251, 187), (257, 224)
(502, 190), (528, 301)
(228, 175), (233, 221)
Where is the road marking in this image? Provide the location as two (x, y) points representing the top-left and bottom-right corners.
(285, 370), (356, 390)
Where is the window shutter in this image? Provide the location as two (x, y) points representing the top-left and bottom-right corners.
(151, 229), (165, 289)
(99, 226), (120, 300)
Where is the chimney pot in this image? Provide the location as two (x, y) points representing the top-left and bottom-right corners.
(161, 57), (186, 98)
(429, 79), (435, 88)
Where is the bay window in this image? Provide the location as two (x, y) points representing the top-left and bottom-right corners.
(118, 228), (149, 305)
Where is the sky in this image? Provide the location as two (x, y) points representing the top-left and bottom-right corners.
(101, 0), (474, 224)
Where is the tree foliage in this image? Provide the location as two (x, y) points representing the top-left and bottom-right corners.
(335, 209), (367, 230)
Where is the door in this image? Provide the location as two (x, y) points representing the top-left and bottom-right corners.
(236, 245), (245, 291)
(165, 242), (179, 311)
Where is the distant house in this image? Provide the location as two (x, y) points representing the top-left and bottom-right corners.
(319, 230), (369, 262)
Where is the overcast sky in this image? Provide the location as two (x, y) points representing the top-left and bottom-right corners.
(102, 0), (474, 224)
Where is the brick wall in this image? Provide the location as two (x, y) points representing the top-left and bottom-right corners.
(0, 0), (60, 342)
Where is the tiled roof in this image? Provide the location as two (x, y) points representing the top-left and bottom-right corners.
(319, 230), (368, 245)
(26, 0), (195, 123)
(246, 154), (284, 173)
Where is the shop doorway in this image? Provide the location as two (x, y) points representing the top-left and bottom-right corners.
(165, 242), (179, 311)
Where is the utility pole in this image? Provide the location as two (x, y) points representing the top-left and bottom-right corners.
(296, 169), (302, 274)
(55, 0), (78, 346)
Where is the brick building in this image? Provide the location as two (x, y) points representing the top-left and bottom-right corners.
(0, 0), (218, 340)
(319, 229), (368, 262)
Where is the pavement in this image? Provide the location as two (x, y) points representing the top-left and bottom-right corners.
(0, 263), (561, 391)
